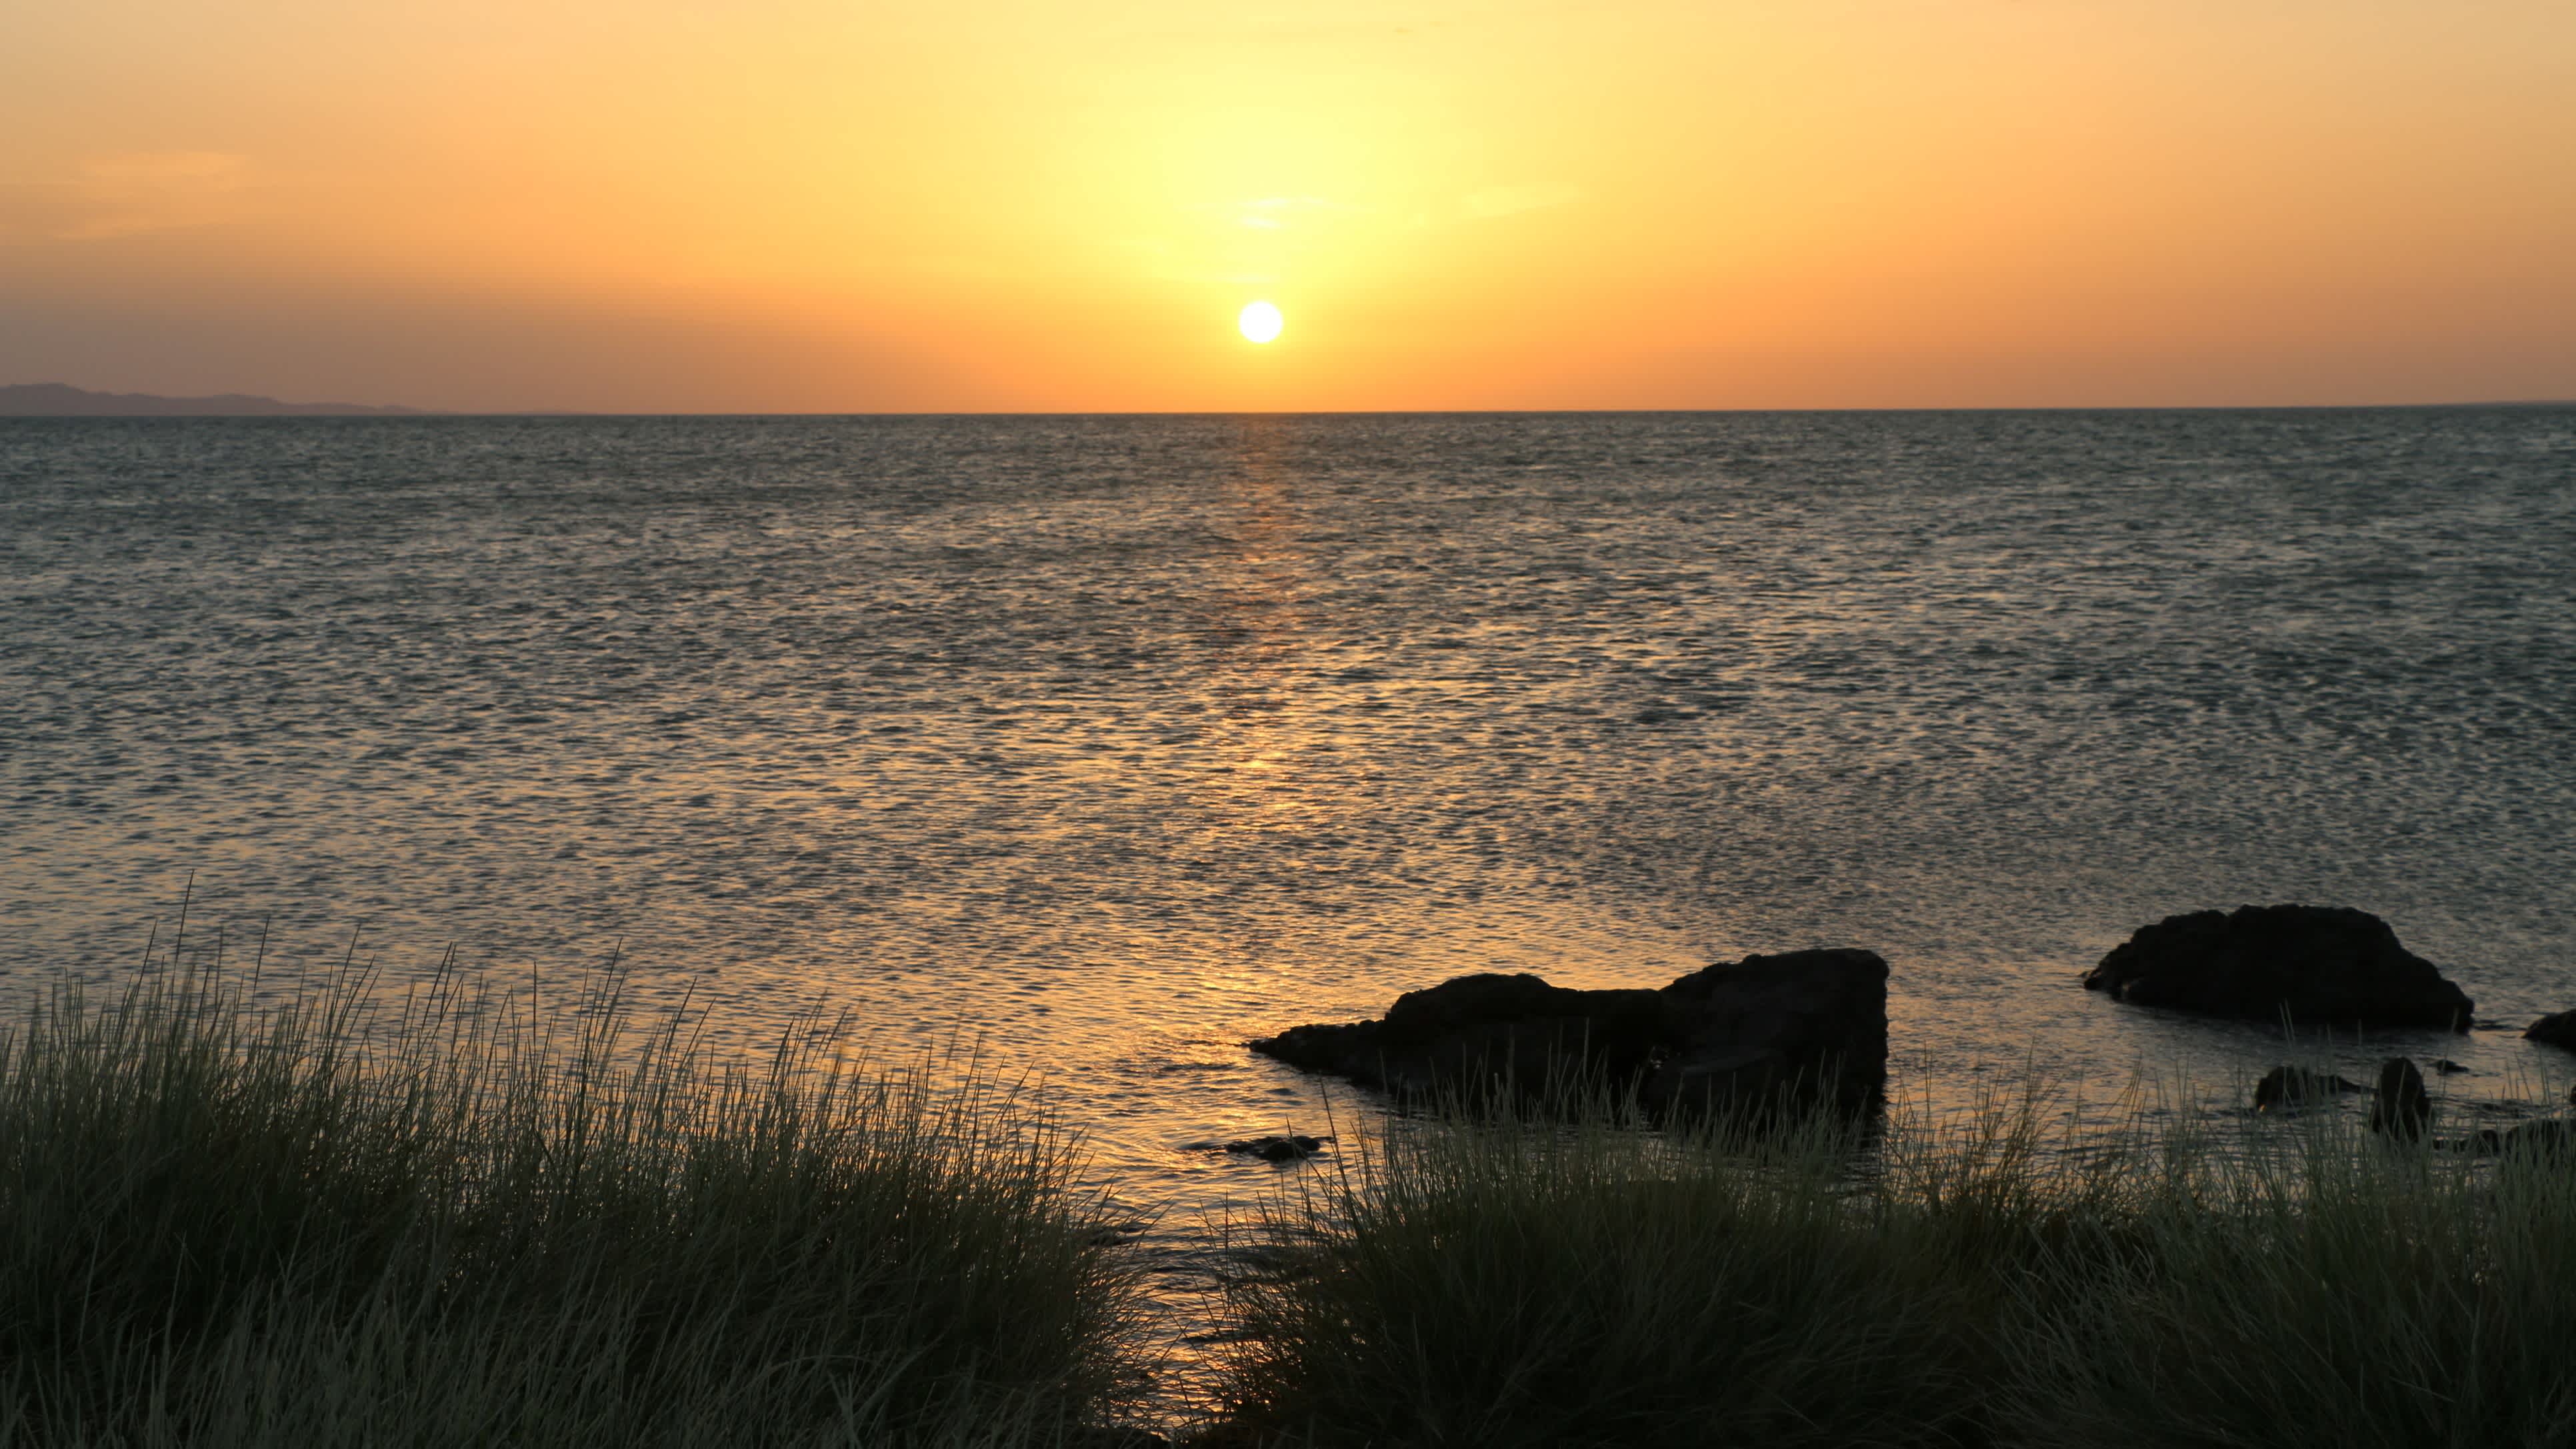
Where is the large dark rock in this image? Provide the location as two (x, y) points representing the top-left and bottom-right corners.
(2083, 905), (2473, 1032)
(2526, 1010), (2576, 1052)
(1249, 949), (1887, 1117)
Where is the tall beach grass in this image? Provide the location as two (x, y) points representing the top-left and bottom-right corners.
(0, 948), (1149, 1448)
(1209, 1078), (2576, 1448)
(8, 933), (2571, 1448)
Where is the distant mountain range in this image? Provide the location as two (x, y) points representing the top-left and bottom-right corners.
(0, 383), (433, 417)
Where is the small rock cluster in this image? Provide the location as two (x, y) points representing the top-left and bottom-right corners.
(2252, 1052), (2574, 1158)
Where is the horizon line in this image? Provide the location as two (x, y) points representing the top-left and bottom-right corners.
(9, 398), (2575, 421)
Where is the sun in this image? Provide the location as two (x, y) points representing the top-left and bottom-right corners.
(1237, 300), (1284, 344)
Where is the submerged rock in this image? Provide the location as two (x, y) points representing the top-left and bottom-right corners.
(1250, 949), (1888, 1118)
(2367, 1057), (2431, 1142)
(1225, 1135), (1331, 1162)
(2473, 1120), (2576, 1161)
(1181, 1134), (1335, 1162)
(2431, 1058), (2471, 1076)
(2526, 1010), (2576, 1052)
(2252, 1066), (2363, 1112)
(2083, 905), (2473, 1031)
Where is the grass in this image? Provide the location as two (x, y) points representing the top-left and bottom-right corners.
(0, 946), (1150, 1448)
(1207, 1078), (2576, 1449)
(2022, 1102), (2576, 1448)
(6, 935), (2570, 1449)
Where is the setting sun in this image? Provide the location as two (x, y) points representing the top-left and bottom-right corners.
(1238, 301), (1284, 345)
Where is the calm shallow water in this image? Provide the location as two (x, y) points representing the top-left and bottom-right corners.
(5, 408), (2575, 1329)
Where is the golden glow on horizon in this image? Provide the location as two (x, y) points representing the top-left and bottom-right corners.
(1, 1), (2571, 411)
(1238, 301), (1283, 345)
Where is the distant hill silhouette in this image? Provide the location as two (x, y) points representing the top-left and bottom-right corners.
(0, 383), (432, 417)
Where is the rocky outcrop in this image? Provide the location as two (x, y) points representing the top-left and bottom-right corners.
(2083, 906), (2473, 1031)
(2367, 1057), (2431, 1141)
(2251, 1066), (2363, 1112)
(1250, 949), (1887, 1118)
(2526, 1011), (2576, 1052)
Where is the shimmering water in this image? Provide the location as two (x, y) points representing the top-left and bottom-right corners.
(5, 408), (2575, 1312)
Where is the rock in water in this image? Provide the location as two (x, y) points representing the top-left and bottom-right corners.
(2251, 1066), (2363, 1112)
(2507, 1120), (2576, 1160)
(2083, 905), (2473, 1031)
(2478, 1120), (2576, 1162)
(1223, 1135), (1331, 1162)
(1249, 949), (1887, 1118)
(2526, 1010), (2576, 1052)
(2367, 1057), (2431, 1141)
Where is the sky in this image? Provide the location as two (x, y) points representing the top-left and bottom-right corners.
(3, 0), (2573, 413)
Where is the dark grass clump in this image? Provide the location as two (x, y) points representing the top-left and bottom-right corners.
(0, 953), (1149, 1448)
(1207, 1078), (2576, 1449)
(1207, 1083), (2065, 1449)
(2013, 1107), (2576, 1448)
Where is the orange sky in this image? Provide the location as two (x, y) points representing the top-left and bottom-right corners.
(4, 1), (2572, 412)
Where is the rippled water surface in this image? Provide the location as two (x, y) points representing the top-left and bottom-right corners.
(5, 409), (2575, 1318)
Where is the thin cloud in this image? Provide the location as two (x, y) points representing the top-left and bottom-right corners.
(0, 152), (256, 242)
